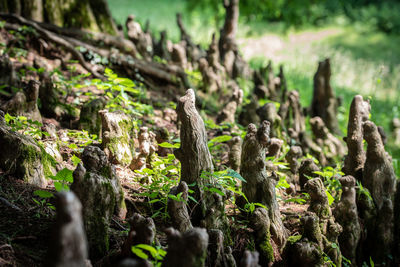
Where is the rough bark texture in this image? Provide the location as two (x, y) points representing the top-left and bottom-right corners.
(207, 33), (225, 75)
(240, 121), (287, 246)
(121, 213), (156, 258)
(163, 227), (209, 267)
(333, 175), (360, 265)
(342, 95), (370, 180)
(361, 120), (396, 264)
(100, 110), (134, 166)
(1, 80), (42, 123)
(282, 213), (324, 267)
(228, 136), (242, 172)
(174, 89), (215, 225)
(130, 127), (156, 171)
(168, 181), (193, 233)
(45, 191), (89, 267)
(71, 146), (126, 258)
(207, 229), (236, 267)
(0, 111), (52, 187)
(304, 178), (342, 265)
(311, 58), (340, 133)
(125, 15), (152, 60)
(250, 208), (274, 265)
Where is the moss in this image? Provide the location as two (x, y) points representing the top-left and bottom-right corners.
(259, 233), (274, 263)
(287, 234), (302, 244)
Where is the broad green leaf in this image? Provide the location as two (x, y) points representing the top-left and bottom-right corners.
(208, 187), (225, 196)
(326, 190), (334, 206)
(158, 142), (180, 148)
(208, 135), (232, 147)
(34, 190), (54, 198)
(71, 155), (81, 166)
(131, 247), (148, 260)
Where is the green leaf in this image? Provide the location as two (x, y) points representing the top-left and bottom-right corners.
(51, 168), (74, 183)
(369, 257), (374, 267)
(208, 135), (232, 147)
(131, 247), (148, 260)
(158, 142), (180, 148)
(136, 244), (158, 258)
(208, 187), (225, 196)
(34, 190), (54, 198)
(114, 77), (135, 88)
(326, 190), (334, 206)
(71, 155), (81, 166)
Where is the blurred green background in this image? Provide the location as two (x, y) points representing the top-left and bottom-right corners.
(108, 0), (400, 157)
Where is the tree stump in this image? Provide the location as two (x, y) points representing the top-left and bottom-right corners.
(333, 175), (360, 265)
(342, 95), (370, 180)
(163, 227), (209, 267)
(240, 121), (287, 246)
(100, 110), (134, 166)
(45, 191), (89, 267)
(71, 146), (126, 258)
(311, 58), (340, 133)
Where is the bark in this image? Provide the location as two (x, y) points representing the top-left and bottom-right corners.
(0, 53), (18, 91)
(228, 136), (242, 172)
(279, 90), (306, 143)
(298, 158), (320, 189)
(342, 95), (370, 180)
(310, 116), (346, 164)
(253, 70), (268, 99)
(238, 95), (259, 126)
(361, 120), (396, 264)
(285, 146), (302, 175)
(304, 178), (342, 265)
(78, 97), (106, 136)
(266, 138), (283, 158)
(126, 15), (152, 60)
(256, 103), (282, 139)
(207, 229), (236, 267)
(333, 175), (360, 265)
(71, 146), (126, 258)
(239, 251), (260, 267)
(0, 111), (51, 187)
(240, 121), (287, 246)
(176, 13), (203, 63)
(130, 127), (157, 171)
(174, 88), (213, 183)
(121, 213), (156, 258)
(163, 227), (209, 267)
(168, 181), (193, 233)
(100, 110), (134, 166)
(198, 57), (221, 94)
(250, 208), (274, 265)
(1, 80), (42, 123)
(0, 13), (103, 77)
(391, 118), (400, 145)
(22, 0), (43, 22)
(171, 43), (188, 69)
(207, 33), (225, 75)
(219, 0), (239, 63)
(311, 58), (340, 133)
(394, 181), (400, 265)
(45, 192), (89, 267)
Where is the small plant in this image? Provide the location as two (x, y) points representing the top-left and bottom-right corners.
(90, 68), (153, 117)
(134, 153), (181, 220)
(33, 168), (74, 209)
(4, 113), (49, 140)
(131, 244), (166, 267)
